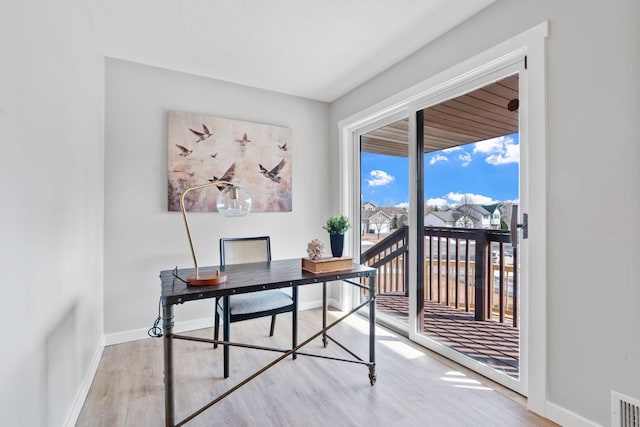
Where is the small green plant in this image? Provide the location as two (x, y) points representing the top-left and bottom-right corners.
(323, 215), (351, 235)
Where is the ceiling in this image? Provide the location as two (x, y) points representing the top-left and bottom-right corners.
(361, 75), (519, 155)
(91, 0), (495, 102)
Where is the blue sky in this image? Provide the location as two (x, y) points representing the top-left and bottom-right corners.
(361, 133), (519, 208)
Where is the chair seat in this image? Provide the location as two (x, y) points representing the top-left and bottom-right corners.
(219, 289), (293, 316)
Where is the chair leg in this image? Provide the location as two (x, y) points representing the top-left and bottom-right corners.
(269, 314), (276, 336)
(223, 296), (230, 379)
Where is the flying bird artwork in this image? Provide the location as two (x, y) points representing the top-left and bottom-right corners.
(208, 163), (236, 191)
(236, 133), (251, 146)
(259, 159), (286, 184)
(189, 124), (213, 143)
(175, 144), (192, 157)
(168, 111), (292, 212)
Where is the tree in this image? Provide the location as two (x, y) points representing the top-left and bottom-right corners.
(391, 215), (400, 230)
(369, 211), (387, 240)
(424, 204), (436, 215)
(458, 194), (475, 228)
(501, 202), (514, 231)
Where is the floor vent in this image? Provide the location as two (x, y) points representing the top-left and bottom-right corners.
(612, 391), (640, 427)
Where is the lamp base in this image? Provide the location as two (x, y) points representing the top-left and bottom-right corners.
(186, 270), (227, 286)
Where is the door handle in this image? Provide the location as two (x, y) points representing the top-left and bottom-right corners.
(510, 206), (528, 244)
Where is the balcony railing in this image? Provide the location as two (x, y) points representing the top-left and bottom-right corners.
(361, 225), (518, 327)
(360, 226), (409, 296)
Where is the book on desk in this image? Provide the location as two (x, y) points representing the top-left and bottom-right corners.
(301, 256), (354, 274)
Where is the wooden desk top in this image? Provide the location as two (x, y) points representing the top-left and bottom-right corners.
(160, 258), (376, 305)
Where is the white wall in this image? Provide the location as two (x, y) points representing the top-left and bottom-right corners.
(330, 1), (640, 425)
(0, 0), (105, 426)
(104, 59), (331, 336)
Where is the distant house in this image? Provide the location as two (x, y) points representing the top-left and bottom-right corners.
(424, 209), (461, 227)
(365, 201), (506, 232)
(424, 204), (507, 229)
(361, 202), (408, 235)
(362, 201), (377, 212)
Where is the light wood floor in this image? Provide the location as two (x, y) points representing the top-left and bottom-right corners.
(77, 309), (556, 427)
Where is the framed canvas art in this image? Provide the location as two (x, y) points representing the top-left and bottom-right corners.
(168, 111), (292, 212)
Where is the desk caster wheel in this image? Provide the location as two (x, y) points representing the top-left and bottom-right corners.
(369, 373), (377, 385)
(368, 366), (377, 385)
(322, 336), (328, 348)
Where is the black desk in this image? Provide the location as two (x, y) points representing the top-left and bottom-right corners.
(160, 258), (377, 427)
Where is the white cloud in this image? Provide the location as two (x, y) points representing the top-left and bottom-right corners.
(429, 154), (448, 165)
(446, 192), (496, 205)
(486, 143), (519, 165)
(395, 201), (409, 209)
(459, 152), (472, 167)
(427, 193), (499, 208)
(426, 197), (448, 207)
(473, 137), (504, 154)
(367, 170), (395, 186)
(473, 136), (519, 165)
(443, 146), (462, 153)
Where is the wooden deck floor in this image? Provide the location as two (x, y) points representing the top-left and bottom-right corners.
(376, 294), (520, 378)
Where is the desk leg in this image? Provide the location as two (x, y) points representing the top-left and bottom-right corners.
(292, 286), (298, 360)
(322, 282), (328, 347)
(223, 295), (230, 378)
(162, 301), (175, 427)
(368, 275), (377, 385)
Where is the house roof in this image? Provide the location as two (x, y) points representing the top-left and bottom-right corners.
(361, 204), (408, 221)
(455, 204), (504, 218)
(427, 210), (461, 223)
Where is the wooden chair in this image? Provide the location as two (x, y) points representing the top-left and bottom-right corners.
(214, 236), (297, 378)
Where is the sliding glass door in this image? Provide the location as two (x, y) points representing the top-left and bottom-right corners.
(415, 74), (524, 391)
(353, 64), (528, 394)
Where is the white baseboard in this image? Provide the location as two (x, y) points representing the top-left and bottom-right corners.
(104, 302), (331, 346)
(546, 401), (601, 427)
(63, 335), (105, 427)
(105, 317), (215, 346)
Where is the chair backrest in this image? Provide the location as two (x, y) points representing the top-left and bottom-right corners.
(220, 236), (271, 266)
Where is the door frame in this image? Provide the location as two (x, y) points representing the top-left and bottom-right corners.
(338, 21), (548, 414)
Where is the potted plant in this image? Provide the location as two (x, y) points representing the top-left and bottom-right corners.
(323, 215), (350, 257)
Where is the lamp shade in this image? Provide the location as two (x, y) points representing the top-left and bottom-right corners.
(180, 180), (251, 285)
(216, 186), (251, 217)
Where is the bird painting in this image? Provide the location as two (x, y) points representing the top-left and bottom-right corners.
(208, 163), (236, 191)
(175, 144), (192, 157)
(189, 124), (213, 143)
(259, 159), (286, 183)
(168, 112), (293, 212)
(236, 132), (251, 146)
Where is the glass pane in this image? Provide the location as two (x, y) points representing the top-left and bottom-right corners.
(419, 74), (522, 380)
(359, 118), (410, 328)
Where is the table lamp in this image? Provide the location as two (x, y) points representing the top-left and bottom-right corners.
(180, 180), (251, 285)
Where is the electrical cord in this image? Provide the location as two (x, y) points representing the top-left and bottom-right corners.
(149, 267), (187, 338)
(172, 266), (187, 284)
(148, 297), (163, 337)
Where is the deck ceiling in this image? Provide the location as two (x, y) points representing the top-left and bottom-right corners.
(361, 75), (519, 156)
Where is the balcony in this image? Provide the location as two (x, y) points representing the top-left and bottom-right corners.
(361, 225), (520, 378)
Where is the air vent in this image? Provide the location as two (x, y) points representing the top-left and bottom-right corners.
(612, 391), (640, 427)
